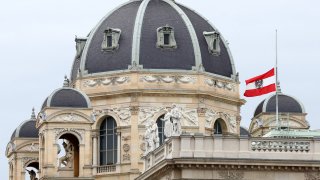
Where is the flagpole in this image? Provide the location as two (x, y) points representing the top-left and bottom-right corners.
(275, 29), (279, 130)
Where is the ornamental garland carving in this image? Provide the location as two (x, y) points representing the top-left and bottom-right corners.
(83, 76), (130, 87)
(140, 75), (196, 84)
(218, 171), (244, 180)
(205, 79), (235, 91)
(94, 107), (131, 125)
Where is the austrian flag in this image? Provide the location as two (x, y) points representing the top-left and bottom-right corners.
(244, 68), (276, 97)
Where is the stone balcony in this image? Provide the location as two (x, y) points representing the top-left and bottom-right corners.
(138, 134), (320, 180)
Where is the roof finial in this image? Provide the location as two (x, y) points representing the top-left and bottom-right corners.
(63, 75), (70, 87)
(31, 107), (36, 119)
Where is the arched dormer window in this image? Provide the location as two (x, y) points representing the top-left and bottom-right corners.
(99, 116), (118, 165)
(203, 31), (221, 56)
(156, 115), (166, 145)
(101, 28), (121, 52)
(157, 25), (177, 49)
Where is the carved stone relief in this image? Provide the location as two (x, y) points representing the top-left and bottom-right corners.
(205, 79), (235, 91)
(54, 128), (85, 141)
(19, 143), (39, 152)
(218, 171), (244, 180)
(140, 75), (196, 84)
(83, 76), (130, 87)
(94, 107), (131, 125)
(54, 113), (82, 122)
(139, 107), (166, 125)
(22, 157), (39, 168)
(205, 109), (237, 133)
(6, 142), (15, 156)
(305, 172), (320, 180)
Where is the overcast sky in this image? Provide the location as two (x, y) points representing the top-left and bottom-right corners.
(1, 0), (319, 179)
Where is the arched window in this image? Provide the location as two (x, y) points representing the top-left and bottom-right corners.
(214, 120), (223, 135)
(157, 115), (166, 145)
(99, 116), (117, 165)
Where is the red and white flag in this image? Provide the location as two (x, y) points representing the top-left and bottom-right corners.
(244, 68), (276, 97)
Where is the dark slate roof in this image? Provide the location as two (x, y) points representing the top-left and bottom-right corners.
(73, 0), (235, 81)
(48, 88), (90, 108)
(84, 1), (141, 74)
(266, 94), (303, 113)
(41, 97), (48, 110)
(240, 127), (250, 137)
(11, 120), (38, 140)
(178, 4), (233, 77)
(253, 94), (304, 117)
(254, 100), (265, 117)
(139, 0), (195, 70)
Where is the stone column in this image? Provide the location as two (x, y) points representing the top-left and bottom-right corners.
(197, 108), (207, 134)
(130, 106), (140, 170)
(92, 132), (98, 175)
(117, 132), (121, 164)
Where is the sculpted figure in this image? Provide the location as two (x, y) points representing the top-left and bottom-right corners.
(161, 113), (173, 138)
(144, 122), (160, 154)
(169, 104), (182, 136)
(58, 141), (74, 168)
(27, 169), (38, 180)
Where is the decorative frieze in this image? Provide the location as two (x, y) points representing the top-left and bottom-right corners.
(94, 107), (131, 125)
(140, 75), (196, 84)
(205, 79), (235, 91)
(19, 143), (39, 152)
(251, 140), (310, 152)
(83, 76), (130, 87)
(139, 107), (166, 125)
(22, 157), (39, 168)
(218, 171), (244, 180)
(55, 113), (82, 122)
(305, 172), (320, 180)
(54, 128), (85, 141)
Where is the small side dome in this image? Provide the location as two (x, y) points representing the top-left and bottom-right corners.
(254, 93), (305, 117)
(11, 108), (39, 141)
(240, 127), (250, 137)
(42, 77), (91, 109)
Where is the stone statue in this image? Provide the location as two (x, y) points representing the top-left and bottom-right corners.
(58, 141), (74, 168)
(170, 104), (182, 136)
(162, 104), (182, 139)
(144, 122), (159, 154)
(27, 169), (38, 180)
(161, 113), (173, 138)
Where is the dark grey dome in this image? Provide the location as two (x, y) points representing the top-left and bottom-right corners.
(254, 93), (305, 117)
(71, 0), (236, 82)
(11, 110), (39, 140)
(42, 87), (91, 109)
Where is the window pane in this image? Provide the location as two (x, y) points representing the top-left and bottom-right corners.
(100, 136), (106, 150)
(107, 35), (112, 47)
(100, 151), (106, 165)
(164, 34), (170, 45)
(157, 115), (166, 145)
(107, 135), (114, 149)
(107, 150), (114, 165)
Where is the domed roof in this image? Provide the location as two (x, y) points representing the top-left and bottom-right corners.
(42, 78), (91, 109)
(11, 109), (39, 140)
(254, 93), (305, 117)
(71, 0), (236, 83)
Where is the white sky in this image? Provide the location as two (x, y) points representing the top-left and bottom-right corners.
(1, 0), (319, 179)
